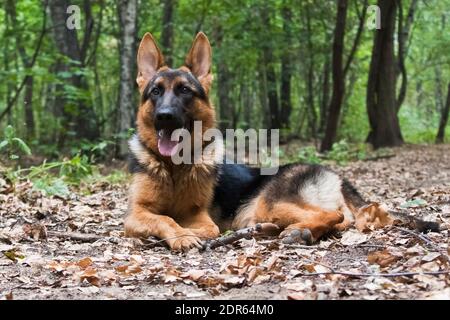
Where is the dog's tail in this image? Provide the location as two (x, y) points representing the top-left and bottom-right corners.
(341, 179), (441, 233)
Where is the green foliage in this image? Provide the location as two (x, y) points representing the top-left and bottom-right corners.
(297, 146), (322, 164)
(0, 125), (32, 161)
(32, 178), (70, 197)
(294, 140), (381, 166)
(10, 154), (93, 197)
(72, 139), (115, 162)
(326, 140), (359, 165)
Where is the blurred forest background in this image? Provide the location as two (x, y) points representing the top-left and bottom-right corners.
(2, 0), (450, 301)
(0, 0), (449, 168)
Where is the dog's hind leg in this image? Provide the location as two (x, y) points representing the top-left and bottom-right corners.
(272, 202), (344, 243)
(232, 197), (344, 244)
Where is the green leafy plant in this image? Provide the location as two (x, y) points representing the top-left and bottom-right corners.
(70, 139), (114, 163)
(326, 140), (372, 165)
(11, 154), (93, 197)
(0, 125), (32, 161)
(326, 140), (352, 165)
(295, 141), (375, 166)
(297, 146), (322, 164)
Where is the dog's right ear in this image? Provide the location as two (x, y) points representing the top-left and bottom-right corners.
(136, 33), (165, 93)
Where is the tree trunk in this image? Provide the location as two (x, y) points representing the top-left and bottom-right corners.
(260, 5), (280, 130)
(279, 4), (293, 129)
(319, 54), (331, 134)
(320, 0), (348, 152)
(161, 0), (176, 66)
(266, 63), (280, 129)
(434, 68), (444, 113)
(48, 0), (99, 142)
(366, 0), (403, 149)
(24, 76), (35, 138)
(242, 80), (252, 130)
(116, 0), (138, 157)
(396, 0), (418, 112)
(304, 5), (317, 139)
(436, 83), (450, 143)
(6, 0), (35, 138)
(212, 24), (233, 132)
(258, 61), (270, 130)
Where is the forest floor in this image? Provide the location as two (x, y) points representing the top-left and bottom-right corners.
(0, 144), (449, 300)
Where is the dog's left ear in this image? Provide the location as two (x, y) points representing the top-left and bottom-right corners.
(137, 33), (165, 93)
(185, 32), (212, 82)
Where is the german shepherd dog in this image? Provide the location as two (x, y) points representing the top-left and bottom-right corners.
(124, 33), (438, 251)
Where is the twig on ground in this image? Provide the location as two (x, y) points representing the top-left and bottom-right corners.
(284, 244), (317, 249)
(394, 226), (450, 262)
(296, 270), (450, 278)
(202, 223), (279, 250)
(47, 231), (103, 243)
(356, 244), (387, 249)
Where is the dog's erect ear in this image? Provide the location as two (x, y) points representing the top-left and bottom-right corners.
(137, 33), (165, 92)
(184, 32), (212, 80)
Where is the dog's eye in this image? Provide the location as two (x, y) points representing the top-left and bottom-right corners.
(151, 88), (161, 96)
(180, 86), (191, 94)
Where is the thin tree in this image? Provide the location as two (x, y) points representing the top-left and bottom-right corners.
(259, 3), (280, 130)
(280, 3), (293, 129)
(436, 83), (450, 143)
(161, 0), (176, 66)
(213, 23), (234, 132)
(117, 0), (138, 157)
(48, 0), (99, 142)
(321, 0), (367, 151)
(5, 0), (35, 138)
(396, 0), (419, 111)
(320, 0), (348, 152)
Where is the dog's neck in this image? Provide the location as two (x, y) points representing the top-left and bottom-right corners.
(128, 134), (220, 180)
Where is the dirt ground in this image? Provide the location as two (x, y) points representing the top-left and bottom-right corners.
(1, 144), (449, 300)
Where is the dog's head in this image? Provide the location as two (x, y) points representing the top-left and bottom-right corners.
(135, 32), (215, 158)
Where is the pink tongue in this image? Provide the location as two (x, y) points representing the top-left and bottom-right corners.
(157, 132), (178, 157)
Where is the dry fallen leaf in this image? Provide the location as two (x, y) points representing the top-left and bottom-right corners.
(223, 276), (245, 287)
(79, 267), (100, 286)
(180, 269), (206, 281)
(340, 230), (368, 246)
(422, 253), (441, 262)
(367, 250), (400, 267)
(77, 257), (93, 269)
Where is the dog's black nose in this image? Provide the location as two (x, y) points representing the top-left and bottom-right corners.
(156, 109), (175, 121)
(154, 107), (183, 130)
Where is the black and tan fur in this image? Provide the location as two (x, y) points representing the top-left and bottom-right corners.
(124, 32), (439, 251)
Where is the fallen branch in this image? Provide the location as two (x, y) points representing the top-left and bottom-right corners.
(296, 270), (450, 278)
(202, 223), (279, 250)
(47, 231), (103, 243)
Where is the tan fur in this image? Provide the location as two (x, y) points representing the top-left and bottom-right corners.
(233, 197), (345, 242)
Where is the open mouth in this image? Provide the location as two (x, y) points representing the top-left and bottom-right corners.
(157, 129), (179, 157)
(157, 128), (181, 157)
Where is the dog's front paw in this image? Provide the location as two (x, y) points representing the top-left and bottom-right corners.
(188, 225), (220, 239)
(166, 229), (203, 251)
